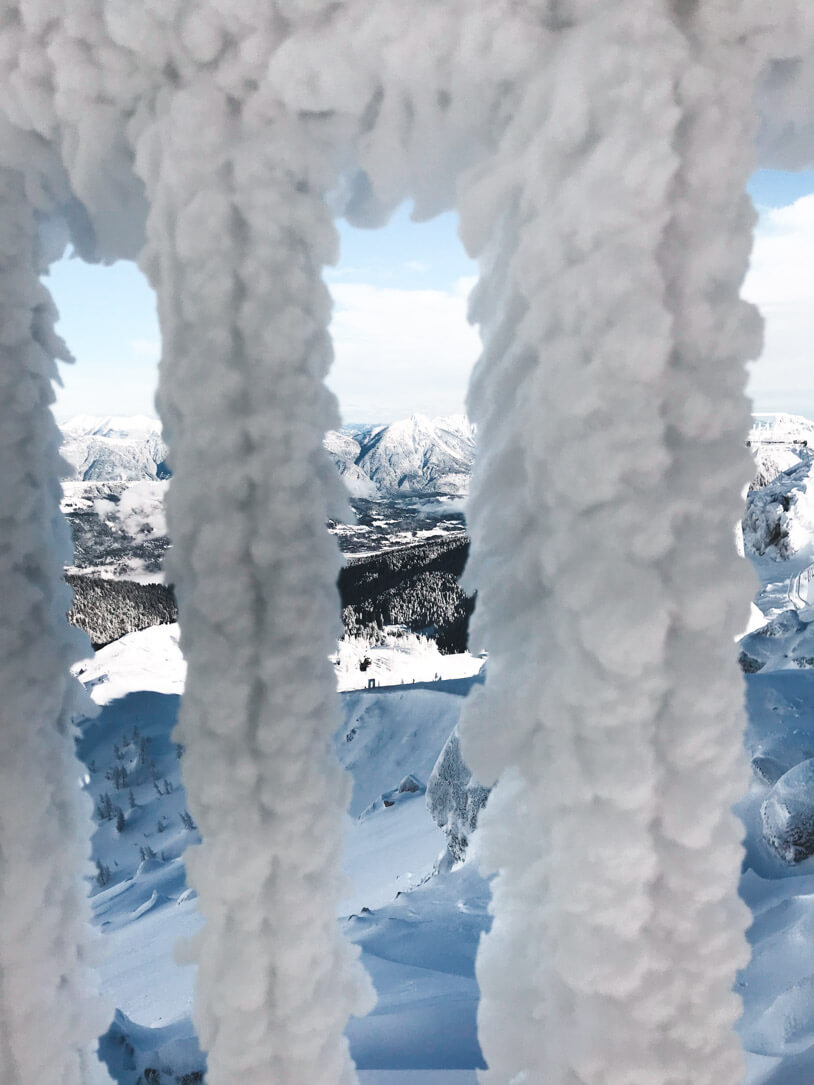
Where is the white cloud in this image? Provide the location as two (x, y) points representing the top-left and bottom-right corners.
(129, 338), (161, 360)
(453, 275), (478, 301)
(327, 281), (481, 423)
(744, 195), (814, 419)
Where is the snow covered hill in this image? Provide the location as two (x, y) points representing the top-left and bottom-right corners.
(54, 419), (814, 1085)
(72, 625), (488, 1083)
(748, 413), (814, 490)
(325, 414), (476, 497)
(61, 416), (169, 482)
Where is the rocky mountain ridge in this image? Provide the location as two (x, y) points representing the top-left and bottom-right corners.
(60, 416), (169, 482)
(61, 412), (476, 497)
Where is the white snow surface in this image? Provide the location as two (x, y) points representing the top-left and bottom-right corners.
(66, 563), (814, 1085)
(73, 624), (186, 706)
(332, 631), (484, 692)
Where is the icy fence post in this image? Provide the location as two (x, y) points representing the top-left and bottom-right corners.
(457, 5), (763, 1083)
(133, 75), (373, 1084)
(0, 169), (112, 1083)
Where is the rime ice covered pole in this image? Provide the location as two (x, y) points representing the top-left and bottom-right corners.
(133, 54), (373, 1085)
(457, 3), (763, 1082)
(0, 169), (112, 1084)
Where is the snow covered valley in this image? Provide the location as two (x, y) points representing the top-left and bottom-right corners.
(59, 414), (471, 579)
(62, 411), (814, 1082)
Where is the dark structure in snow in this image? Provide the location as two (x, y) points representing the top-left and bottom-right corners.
(67, 575), (178, 649)
(339, 536), (474, 653)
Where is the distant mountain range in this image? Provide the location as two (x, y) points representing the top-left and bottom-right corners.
(61, 416), (170, 482)
(325, 414), (476, 497)
(60, 413), (477, 497)
(747, 412), (814, 490)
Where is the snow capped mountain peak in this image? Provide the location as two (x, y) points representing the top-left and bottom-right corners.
(59, 412), (475, 495)
(325, 414), (476, 497)
(63, 414), (162, 439)
(60, 416), (168, 482)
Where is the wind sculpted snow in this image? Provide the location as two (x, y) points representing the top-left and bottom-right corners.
(0, 174), (113, 1082)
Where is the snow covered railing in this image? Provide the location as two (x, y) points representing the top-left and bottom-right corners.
(2, 1), (814, 1083)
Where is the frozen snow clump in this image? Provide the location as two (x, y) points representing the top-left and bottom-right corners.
(762, 759), (814, 863)
(743, 458), (814, 560)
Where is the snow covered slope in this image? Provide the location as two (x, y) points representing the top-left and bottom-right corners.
(61, 417), (169, 482)
(325, 414), (476, 497)
(323, 430), (379, 499)
(748, 414), (814, 490)
(744, 456), (814, 563)
(735, 435), (814, 1082)
(72, 625), (487, 1083)
(67, 456), (814, 1085)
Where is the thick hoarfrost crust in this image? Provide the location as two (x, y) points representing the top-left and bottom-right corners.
(3, 1), (814, 1083)
(0, 172), (112, 1083)
(456, 5), (781, 1083)
(129, 35), (377, 1085)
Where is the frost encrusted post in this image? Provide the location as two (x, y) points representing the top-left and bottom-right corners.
(458, 6), (762, 1084)
(0, 2), (806, 1083)
(0, 170), (112, 1084)
(134, 63), (373, 1083)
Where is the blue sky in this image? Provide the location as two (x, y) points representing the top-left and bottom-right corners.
(51, 171), (814, 424)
